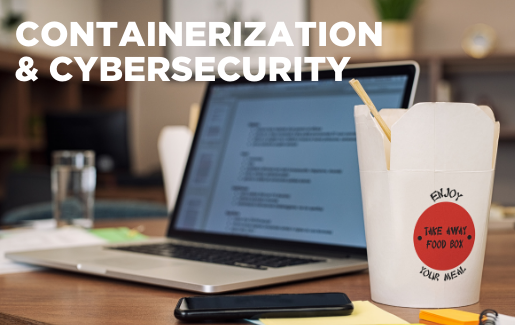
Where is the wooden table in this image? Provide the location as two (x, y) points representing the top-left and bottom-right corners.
(1, 218), (514, 324)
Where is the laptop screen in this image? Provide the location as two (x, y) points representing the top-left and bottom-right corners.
(172, 69), (413, 250)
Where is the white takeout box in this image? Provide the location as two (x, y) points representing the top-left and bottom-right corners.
(354, 102), (500, 308)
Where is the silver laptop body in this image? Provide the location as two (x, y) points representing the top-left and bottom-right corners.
(8, 62), (419, 293)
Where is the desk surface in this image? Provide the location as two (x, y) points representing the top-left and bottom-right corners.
(1, 218), (514, 325)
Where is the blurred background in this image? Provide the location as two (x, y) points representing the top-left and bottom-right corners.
(0, 0), (514, 224)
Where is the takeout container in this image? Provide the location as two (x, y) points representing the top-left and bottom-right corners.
(354, 102), (500, 308)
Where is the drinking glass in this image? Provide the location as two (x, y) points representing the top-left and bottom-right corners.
(51, 151), (96, 228)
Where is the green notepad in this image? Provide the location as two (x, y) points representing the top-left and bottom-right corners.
(89, 227), (147, 243)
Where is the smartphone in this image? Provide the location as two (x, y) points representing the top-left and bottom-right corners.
(174, 292), (353, 322)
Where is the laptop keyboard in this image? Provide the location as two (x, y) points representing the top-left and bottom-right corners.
(109, 243), (326, 270)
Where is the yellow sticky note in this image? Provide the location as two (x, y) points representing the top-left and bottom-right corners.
(419, 309), (479, 325)
(261, 301), (409, 325)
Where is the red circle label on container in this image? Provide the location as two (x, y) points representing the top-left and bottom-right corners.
(413, 202), (475, 271)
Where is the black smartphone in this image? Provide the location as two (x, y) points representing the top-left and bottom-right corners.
(174, 292), (353, 322)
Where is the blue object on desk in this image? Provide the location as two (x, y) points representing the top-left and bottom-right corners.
(2, 200), (168, 225)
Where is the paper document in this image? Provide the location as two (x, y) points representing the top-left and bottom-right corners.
(0, 227), (106, 275)
(260, 301), (408, 325)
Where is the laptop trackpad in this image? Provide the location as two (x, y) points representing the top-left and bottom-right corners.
(83, 257), (184, 271)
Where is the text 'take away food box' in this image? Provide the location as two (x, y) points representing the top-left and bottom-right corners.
(354, 102), (499, 308)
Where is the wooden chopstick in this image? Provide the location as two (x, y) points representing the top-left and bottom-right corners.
(349, 78), (392, 142)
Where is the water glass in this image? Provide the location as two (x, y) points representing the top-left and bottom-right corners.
(52, 151), (96, 228)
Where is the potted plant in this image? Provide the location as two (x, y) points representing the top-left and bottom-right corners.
(372, 0), (419, 58)
(0, 0), (24, 48)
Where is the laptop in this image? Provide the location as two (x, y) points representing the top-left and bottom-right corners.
(7, 61), (419, 293)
